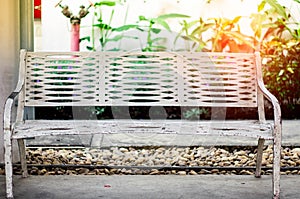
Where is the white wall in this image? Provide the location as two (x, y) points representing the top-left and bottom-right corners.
(0, 0), (20, 163)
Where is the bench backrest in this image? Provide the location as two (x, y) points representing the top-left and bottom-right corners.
(23, 51), (258, 107)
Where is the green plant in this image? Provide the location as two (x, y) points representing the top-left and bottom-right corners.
(251, 0), (300, 44)
(261, 39), (300, 109)
(81, 0), (138, 51)
(183, 107), (208, 120)
(82, 3), (190, 52)
(252, 0), (300, 116)
(176, 17), (255, 52)
(137, 13), (190, 51)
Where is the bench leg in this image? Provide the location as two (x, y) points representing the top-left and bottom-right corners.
(273, 137), (281, 199)
(4, 132), (14, 199)
(18, 139), (28, 178)
(255, 138), (264, 178)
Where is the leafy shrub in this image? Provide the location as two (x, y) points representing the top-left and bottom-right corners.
(261, 39), (300, 116)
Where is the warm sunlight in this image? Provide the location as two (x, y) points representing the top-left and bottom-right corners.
(1, 1), (300, 199)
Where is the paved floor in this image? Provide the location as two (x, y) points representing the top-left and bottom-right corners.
(0, 175), (299, 199)
(1, 120), (299, 199)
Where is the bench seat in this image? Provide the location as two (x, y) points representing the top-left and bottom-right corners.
(12, 120), (274, 140)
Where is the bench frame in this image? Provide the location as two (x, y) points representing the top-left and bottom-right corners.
(4, 49), (281, 198)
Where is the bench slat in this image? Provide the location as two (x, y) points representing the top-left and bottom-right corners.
(12, 120), (273, 140)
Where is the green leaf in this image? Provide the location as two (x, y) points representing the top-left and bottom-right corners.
(191, 23), (214, 36)
(151, 28), (161, 34)
(112, 24), (139, 32)
(287, 67), (294, 74)
(278, 69), (284, 76)
(93, 23), (112, 30)
(106, 35), (124, 42)
(232, 16), (242, 24)
(180, 35), (193, 41)
(94, 1), (117, 7)
(297, 28), (300, 38)
(183, 35), (198, 42)
(265, 0), (288, 19)
(156, 13), (190, 20)
(184, 20), (200, 29)
(136, 27), (145, 32)
(86, 46), (94, 51)
(258, 0), (266, 12)
(190, 26), (202, 36)
(151, 37), (166, 43)
(80, 36), (90, 42)
(106, 35), (138, 42)
(150, 45), (167, 51)
(139, 15), (147, 21)
(122, 35), (139, 40)
(155, 18), (171, 31)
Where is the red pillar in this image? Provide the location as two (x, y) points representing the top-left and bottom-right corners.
(71, 23), (80, 51)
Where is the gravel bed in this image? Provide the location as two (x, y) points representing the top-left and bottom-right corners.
(2, 146), (300, 176)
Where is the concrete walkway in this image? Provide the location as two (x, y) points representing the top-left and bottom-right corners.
(0, 175), (299, 199)
(1, 120), (299, 199)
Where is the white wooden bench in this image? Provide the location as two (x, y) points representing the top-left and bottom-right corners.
(4, 49), (282, 199)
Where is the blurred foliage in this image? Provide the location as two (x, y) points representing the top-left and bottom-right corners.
(178, 0), (300, 117)
(82, 1), (189, 51)
(137, 13), (189, 51)
(251, 0), (300, 43)
(256, 0), (300, 116)
(182, 107), (209, 120)
(261, 40), (300, 111)
(49, 0), (300, 119)
(80, 0), (138, 51)
(176, 16), (255, 52)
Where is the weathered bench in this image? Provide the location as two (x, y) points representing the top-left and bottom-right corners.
(4, 49), (281, 198)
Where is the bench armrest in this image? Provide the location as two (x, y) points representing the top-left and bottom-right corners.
(255, 52), (281, 137)
(257, 82), (281, 121)
(3, 49), (27, 132)
(4, 91), (23, 131)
